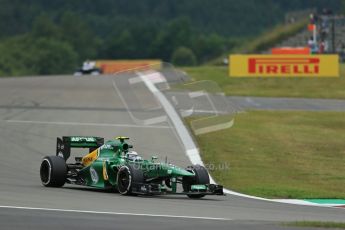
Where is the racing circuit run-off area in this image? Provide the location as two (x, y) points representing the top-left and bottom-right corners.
(1, 1), (345, 230)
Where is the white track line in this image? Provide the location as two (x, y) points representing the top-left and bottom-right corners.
(137, 72), (212, 178)
(2, 119), (169, 129)
(0, 205), (231, 221)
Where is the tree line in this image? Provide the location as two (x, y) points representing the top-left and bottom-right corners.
(0, 0), (342, 76)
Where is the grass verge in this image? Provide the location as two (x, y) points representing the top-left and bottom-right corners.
(182, 65), (345, 99)
(209, 19), (308, 65)
(187, 111), (345, 198)
(284, 221), (345, 229)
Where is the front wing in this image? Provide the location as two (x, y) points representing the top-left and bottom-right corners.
(131, 183), (224, 196)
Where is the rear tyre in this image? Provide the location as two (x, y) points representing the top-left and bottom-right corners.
(117, 164), (144, 195)
(40, 156), (67, 187)
(182, 165), (210, 199)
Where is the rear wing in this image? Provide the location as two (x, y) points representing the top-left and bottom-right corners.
(56, 136), (104, 161)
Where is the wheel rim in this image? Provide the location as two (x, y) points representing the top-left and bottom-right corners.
(117, 167), (131, 194)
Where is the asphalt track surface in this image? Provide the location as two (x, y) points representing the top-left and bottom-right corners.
(1, 75), (345, 230)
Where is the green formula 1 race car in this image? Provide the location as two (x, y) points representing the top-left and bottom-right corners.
(39, 136), (224, 198)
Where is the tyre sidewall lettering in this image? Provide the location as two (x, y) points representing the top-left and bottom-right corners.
(42, 158), (52, 186)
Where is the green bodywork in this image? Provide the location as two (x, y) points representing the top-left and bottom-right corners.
(69, 137), (194, 192)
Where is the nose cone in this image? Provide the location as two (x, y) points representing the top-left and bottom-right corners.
(168, 165), (194, 177)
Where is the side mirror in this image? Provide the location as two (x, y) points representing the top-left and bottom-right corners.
(151, 156), (158, 161)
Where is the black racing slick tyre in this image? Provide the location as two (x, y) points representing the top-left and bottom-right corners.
(117, 164), (144, 195)
(182, 165), (210, 199)
(40, 156), (67, 187)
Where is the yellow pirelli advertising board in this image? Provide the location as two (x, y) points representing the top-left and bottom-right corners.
(229, 55), (339, 77)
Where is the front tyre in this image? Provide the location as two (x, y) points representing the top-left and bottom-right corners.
(117, 164), (144, 195)
(182, 165), (210, 199)
(40, 156), (67, 187)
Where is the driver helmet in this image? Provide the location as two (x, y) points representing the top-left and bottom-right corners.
(125, 151), (142, 161)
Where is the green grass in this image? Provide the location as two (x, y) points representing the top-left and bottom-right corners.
(209, 19), (307, 65)
(182, 65), (345, 99)
(285, 221), (345, 229)
(235, 20), (308, 53)
(187, 111), (345, 199)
